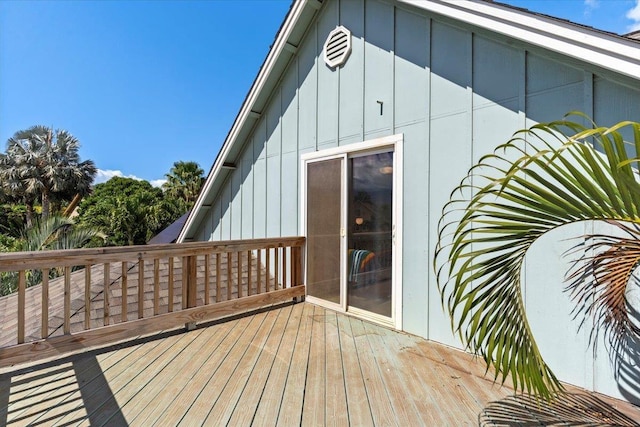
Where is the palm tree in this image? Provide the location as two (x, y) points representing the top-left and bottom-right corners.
(19, 215), (104, 252)
(0, 215), (105, 295)
(0, 126), (97, 223)
(435, 115), (640, 400)
(162, 161), (204, 209)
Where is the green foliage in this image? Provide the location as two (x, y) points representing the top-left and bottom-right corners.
(0, 204), (26, 238)
(435, 114), (640, 400)
(0, 125), (97, 224)
(76, 177), (183, 246)
(0, 215), (104, 296)
(18, 215), (105, 252)
(0, 234), (19, 252)
(162, 161), (204, 210)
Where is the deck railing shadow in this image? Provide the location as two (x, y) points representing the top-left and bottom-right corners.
(0, 301), (297, 426)
(479, 392), (640, 426)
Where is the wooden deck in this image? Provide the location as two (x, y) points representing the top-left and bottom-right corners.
(1, 302), (638, 426)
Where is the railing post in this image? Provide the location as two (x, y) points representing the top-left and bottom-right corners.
(184, 255), (197, 331)
(293, 245), (305, 303)
(18, 270), (25, 344)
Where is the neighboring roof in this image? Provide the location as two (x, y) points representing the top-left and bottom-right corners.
(178, 0), (640, 242)
(627, 30), (640, 41)
(148, 212), (190, 244)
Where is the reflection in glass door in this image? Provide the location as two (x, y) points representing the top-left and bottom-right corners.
(347, 152), (393, 317)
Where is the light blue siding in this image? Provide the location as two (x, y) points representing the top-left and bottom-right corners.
(191, 0), (640, 402)
(211, 199), (221, 241)
(394, 9), (428, 127)
(281, 73), (298, 155)
(317, 0), (339, 147)
(281, 151), (298, 236)
(364, 0), (393, 136)
(241, 154), (253, 239)
(526, 53), (585, 123)
(266, 155), (281, 237)
(394, 9), (429, 336)
(219, 181), (231, 240)
(253, 157), (266, 239)
(594, 77), (640, 157)
(230, 165), (242, 239)
(338, 0), (364, 143)
(297, 28), (317, 151)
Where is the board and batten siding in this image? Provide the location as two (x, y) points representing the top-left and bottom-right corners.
(192, 0), (640, 403)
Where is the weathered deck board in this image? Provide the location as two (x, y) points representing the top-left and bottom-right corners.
(336, 312), (374, 426)
(251, 302), (307, 426)
(135, 315), (255, 426)
(300, 304), (326, 426)
(1, 302), (638, 426)
(324, 310), (349, 426)
(225, 304), (294, 426)
(104, 319), (235, 425)
(276, 302), (314, 426)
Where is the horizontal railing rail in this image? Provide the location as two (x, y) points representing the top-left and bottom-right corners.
(0, 236), (305, 368)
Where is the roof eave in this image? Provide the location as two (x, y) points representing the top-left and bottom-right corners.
(400, 0), (640, 79)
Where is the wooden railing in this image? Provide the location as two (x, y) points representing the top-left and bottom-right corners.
(0, 237), (305, 368)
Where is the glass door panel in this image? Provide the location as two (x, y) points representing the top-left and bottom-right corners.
(306, 158), (343, 305)
(347, 152), (393, 317)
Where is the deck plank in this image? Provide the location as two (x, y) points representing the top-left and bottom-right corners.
(276, 303), (314, 426)
(171, 310), (274, 425)
(336, 312), (374, 427)
(1, 302), (639, 426)
(349, 316), (398, 426)
(137, 313), (260, 426)
(251, 302), (307, 426)
(201, 308), (282, 425)
(300, 305), (326, 426)
(380, 323), (455, 424)
(225, 304), (294, 426)
(111, 318), (237, 425)
(4, 341), (151, 426)
(361, 319), (424, 424)
(412, 336), (485, 423)
(324, 310), (349, 426)
(52, 330), (202, 426)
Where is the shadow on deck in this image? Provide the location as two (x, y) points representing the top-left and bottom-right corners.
(1, 302), (639, 426)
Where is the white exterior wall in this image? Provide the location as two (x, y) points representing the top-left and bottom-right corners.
(192, 0), (640, 404)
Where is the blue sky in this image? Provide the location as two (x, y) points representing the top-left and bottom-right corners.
(1, 0), (639, 186)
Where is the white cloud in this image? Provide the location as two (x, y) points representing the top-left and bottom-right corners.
(627, 0), (640, 32)
(94, 169), (165, 188)
(149, 179), (167, 188)
(583, 0), (598, 15)
(94, 169), (142, 184)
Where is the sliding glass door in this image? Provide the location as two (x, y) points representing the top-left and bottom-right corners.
(304, 137), (400, 325)
(347, 152), (393, 318)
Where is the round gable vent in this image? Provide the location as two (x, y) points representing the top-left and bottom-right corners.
(323, 26), (352, 69)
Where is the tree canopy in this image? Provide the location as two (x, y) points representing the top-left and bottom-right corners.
(76, 177), (183, 246)
(162, 161), (204, 211)
(0, 126), (96, 225)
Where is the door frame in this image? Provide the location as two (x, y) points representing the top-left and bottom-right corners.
(300, 134), (403, 330)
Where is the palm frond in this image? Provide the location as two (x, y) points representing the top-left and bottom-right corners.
(435, 115), (640, 399)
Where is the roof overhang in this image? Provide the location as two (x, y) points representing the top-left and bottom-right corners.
(403, 0), (640, 79)
(178, 0), (640, 243)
